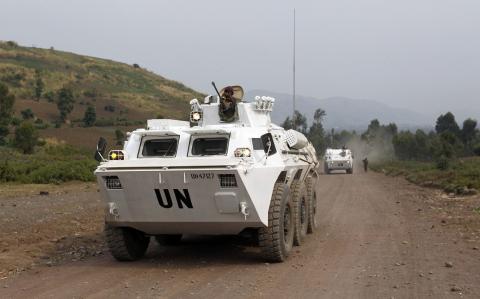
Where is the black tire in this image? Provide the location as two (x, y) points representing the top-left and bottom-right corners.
(292, 181), (309, 246)
(306, 175), (317, 234)
(155, 234), (182, 246)
(104, 223), (150, 261)
(258, 183), (295, 262)
(324, 163), (330, 174)
(346, 168), (353, 174)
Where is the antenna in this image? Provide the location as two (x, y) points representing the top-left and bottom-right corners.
(292, 8), (296, 130)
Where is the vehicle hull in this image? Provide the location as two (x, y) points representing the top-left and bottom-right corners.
(96, 167), (267, 235)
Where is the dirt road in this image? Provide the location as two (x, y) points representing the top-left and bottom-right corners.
(1, 171), (479, 298)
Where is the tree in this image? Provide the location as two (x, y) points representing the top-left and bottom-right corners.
(34, 70), (44, 101)
(313, 108), (326, 125)
(281, 116), (293, 130)
(0, 82), (15, 145)
(361, 119), (397, 159)
(14, 122), (38, 154)
(56, 87), (75, 122)
(83, 105), (96, 127)
(21, 108), (34, 120)
(414, 129), (431, 160)
(435, 112), (460, 136)
(115, 129), (125, 145)
(293, 110), (307, 133)
(460, 118), (478, 152)
(392, 131), (418, 160)
(281, 111), (308, 133)
(309, 108), (327, 154)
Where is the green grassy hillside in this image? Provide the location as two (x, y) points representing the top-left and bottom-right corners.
(0, 41), (203, 149)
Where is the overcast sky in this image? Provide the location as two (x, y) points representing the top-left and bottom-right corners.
(1, 0), (479, 121)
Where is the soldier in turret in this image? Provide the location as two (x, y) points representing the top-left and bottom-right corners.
(219, 86), (237, 122)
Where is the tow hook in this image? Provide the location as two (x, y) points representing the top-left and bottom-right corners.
(240, 201), (249, 220)
(108, 202), (120, 219)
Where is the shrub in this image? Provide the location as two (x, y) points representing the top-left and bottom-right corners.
(28, 159), (96, 184)
(83, 89), (98, 98)
(21, 108), (35, 120)
(56, 87), (75, 122)
(83, 105), (96, 127)
(34, 70), (44, 101)
(44, 91), (55, 103)
(6, 41), (18, 47)
(0, 145), (97, 183)
(104, 105), (115, 112)
(474, 144), (480, 156)
(95, 118), (114, 127)
(14, 122), (39, 154)
(115, 129), (124, 145)
(11, 117), (21, 126)
(435, 156), (450, 170)
(0, 83), (15, 144)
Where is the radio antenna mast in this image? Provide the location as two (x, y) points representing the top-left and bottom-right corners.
(292, 8), (296, 130)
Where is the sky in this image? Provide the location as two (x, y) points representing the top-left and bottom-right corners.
(1, 0), (479, 121)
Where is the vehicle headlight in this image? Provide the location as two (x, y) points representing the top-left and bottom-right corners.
(234, 148), (252, 158)
(190, 111), (202, 122)
(108, 150), (125, 160)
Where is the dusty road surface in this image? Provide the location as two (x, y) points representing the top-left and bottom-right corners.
(1, 171), (479, 298)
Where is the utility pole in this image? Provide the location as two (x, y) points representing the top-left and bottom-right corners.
(292, 8), (296, 130)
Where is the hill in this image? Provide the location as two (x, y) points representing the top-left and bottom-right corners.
(0, 41), (203, 149)
(246, 90), (431, 131)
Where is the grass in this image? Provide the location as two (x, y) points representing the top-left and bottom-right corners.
(0, 143), (97, 184)
(370, 157), (480, 194)
(0, 41), (205, 124)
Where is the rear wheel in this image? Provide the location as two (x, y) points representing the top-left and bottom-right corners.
(259, 183), (295, 262)
(292, 182), (309, 246)
(105, 224), (150, 261)
(155, 234), (182, 246)
(306, 176), (318, 234)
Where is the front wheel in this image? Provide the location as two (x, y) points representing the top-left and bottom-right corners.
(258, 183), (295, 262)
(105, 224), (150, 261)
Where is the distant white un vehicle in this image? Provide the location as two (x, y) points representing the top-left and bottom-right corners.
(324, 148), (354, 174)
(94, 84), (319, 263)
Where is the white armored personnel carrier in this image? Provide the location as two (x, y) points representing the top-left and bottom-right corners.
(324, 148), (353, 174)
(94, 84), (319, 262)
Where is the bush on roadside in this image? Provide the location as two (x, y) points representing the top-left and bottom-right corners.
(0, 144), (97, 184)
(14, 122), (39, 154)
(474, 144), (480, 156)
(371, 157), (480, 194)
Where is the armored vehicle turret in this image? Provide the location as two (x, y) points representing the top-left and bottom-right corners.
(94, 84), (319, 262)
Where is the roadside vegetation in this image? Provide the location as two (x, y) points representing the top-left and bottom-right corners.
(0, 140), (96, 184)
(282, 108), (480, 195)
(370, 158), (480, 194)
